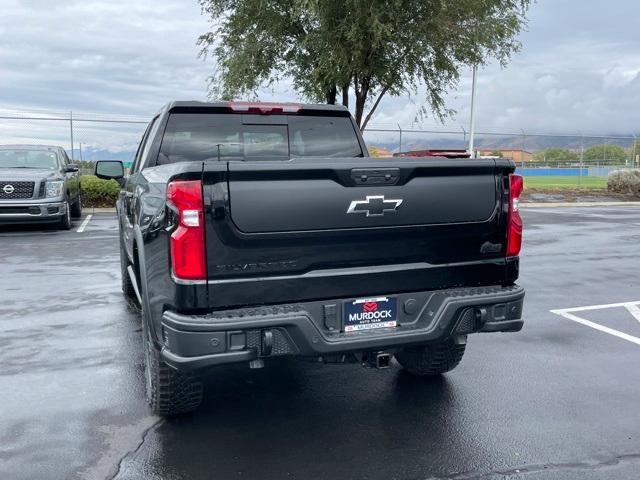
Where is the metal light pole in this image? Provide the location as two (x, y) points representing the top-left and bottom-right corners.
(579, 135), (584, 188)
(520, 129), (526, 168)
(468, 65), (478, 158)
(69, 111), (74, 160)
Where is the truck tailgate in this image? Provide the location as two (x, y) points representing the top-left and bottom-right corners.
(228, 159), (497, 232)
(202, 157), (513, 308)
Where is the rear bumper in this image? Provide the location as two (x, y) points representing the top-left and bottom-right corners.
(160, 284), (525, 371)
(0, 201), (66, 223)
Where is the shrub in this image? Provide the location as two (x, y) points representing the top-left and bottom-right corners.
(607, 170), (640, 195)
(80, 175), (120, 207)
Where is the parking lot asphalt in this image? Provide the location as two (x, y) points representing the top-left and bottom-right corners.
(1, 207), (640, 480)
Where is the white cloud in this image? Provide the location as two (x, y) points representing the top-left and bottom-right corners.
(0, 0), (638, 154)
(0, 0), (213, 115)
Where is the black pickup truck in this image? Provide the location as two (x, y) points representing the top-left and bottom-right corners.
(96, 101), (525, 415)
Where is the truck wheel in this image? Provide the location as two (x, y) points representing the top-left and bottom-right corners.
(70, 192), (82, 218)
(59, 201), (72, 230)
(120, 238), (136, 299)
(144, 328), (204, 416)
(395, 337), (467, 376)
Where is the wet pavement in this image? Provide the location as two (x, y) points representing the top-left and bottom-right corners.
(1, 207), (639, 480)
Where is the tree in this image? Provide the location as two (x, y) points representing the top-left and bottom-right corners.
(198, 0), (531, 129)
(533, 148), (578, 162)
(584, 144), (627, 163)
(631, 139), (640, 167)
(489, 150), (503, 157)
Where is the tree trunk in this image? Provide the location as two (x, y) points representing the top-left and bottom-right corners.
(342, 84), (349, 108)
(354, 90), (367, 128)
(326, 86), (337, 105)
(360, 85), (390, 131)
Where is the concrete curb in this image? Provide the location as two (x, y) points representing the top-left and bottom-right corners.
(521, 201), (640, 208)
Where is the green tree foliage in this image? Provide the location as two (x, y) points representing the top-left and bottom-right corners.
(198, 0), (531, 129)
(489, 150), (503, 157)
(584, 144), (627, 162)
(533, 148), (578, 162)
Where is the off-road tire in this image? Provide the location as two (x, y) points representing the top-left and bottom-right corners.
(396, 337), (467, 376)
(120, 237), (136, 299)
(70, 192), (82, 218)
(59, 201), (72, 230)
(144, 328), (204, 416)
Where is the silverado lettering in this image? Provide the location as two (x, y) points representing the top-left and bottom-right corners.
(214, 260), (298, 273)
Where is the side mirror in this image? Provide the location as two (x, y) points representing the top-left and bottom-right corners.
(95, 160), (125, 180)
(65, 164), (79, 173)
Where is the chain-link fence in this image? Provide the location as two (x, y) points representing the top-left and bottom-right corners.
(0, 108), (148, 175)
(363, 124), (638, 188)
(1, 108), (637, 189)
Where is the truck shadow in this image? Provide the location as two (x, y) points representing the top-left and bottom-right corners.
(135, 359), (489, 479)
(0, 222), (72, 234)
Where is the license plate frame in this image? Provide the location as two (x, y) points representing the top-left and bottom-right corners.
(343, 296), (398, 332)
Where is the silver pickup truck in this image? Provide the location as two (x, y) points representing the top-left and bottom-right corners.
(0, 145), (82, 229)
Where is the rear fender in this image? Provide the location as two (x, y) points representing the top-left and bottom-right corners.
(134, 224), (161, 346)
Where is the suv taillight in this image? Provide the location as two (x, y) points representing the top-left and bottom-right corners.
(507, 174), (524, 257)
(166, 180), (206, 281)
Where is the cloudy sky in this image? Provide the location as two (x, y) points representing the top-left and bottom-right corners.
(0, 0), (639, 136)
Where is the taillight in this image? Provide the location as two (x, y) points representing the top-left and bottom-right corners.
(507, 174), (524, 257)
(227, 101), (302, 114)
(166, 180), (206, 281)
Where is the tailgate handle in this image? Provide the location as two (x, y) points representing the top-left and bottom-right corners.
(351, 168), (400, 186)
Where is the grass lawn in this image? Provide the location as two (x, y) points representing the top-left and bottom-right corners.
(523, 175), (607, 190)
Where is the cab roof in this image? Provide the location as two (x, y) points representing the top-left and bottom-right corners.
(0, 144), (63, 151)
(158, 101), (350, 117)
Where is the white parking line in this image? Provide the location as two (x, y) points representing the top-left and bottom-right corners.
(624, 303), (640, 323)
(551, 301), (640, 346)
(76, 214), (93, 233)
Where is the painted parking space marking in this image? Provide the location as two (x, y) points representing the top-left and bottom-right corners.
(76, 214), (93, 233)
(551, 301), (640, 346)
(623, 303), (640, 323)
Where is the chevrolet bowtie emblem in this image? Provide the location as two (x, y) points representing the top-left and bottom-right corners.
(347, 195), (403, 217)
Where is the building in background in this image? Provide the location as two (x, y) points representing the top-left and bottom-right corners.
(478, 149), (533, 162)
(368, 146), (393, 157)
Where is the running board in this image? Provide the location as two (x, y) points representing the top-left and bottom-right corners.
(127, 265), (142, 305)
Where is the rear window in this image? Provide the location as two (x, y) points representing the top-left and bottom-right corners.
(157, 113), (362, 164)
